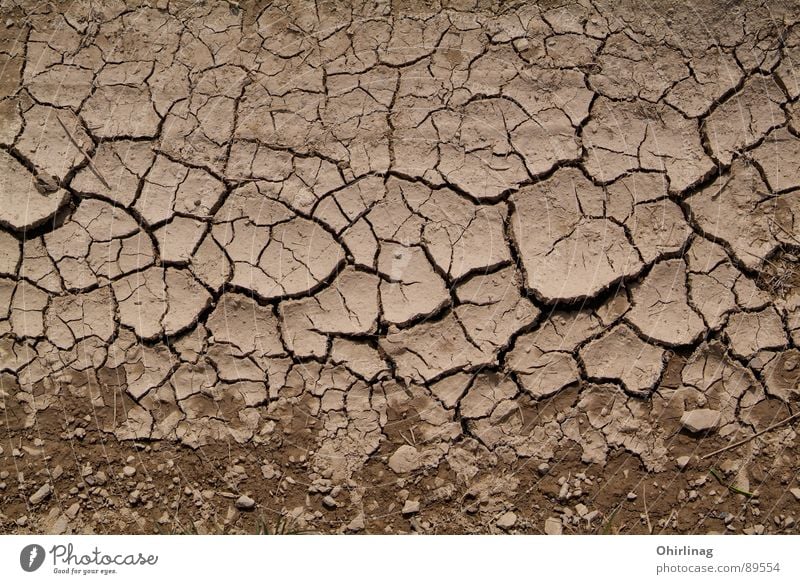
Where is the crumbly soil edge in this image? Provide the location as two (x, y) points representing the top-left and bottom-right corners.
(1, 0), (800, 534)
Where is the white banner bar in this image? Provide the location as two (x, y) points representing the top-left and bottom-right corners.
(2, 535), (798, 583)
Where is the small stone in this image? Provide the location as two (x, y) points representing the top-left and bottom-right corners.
(347, 513), (365, 532)
(627, 492), (637, 501)
(789, 488), (800, 501)
(65, 503), (81, 519)
(496, 511), (517, 530)
(575, 504), (589, 517)
(676, 456), (691, 470)
(544, 517), (562, 535)
(29, 483), (52, 505)
(16, 515), (27, 526)
(681, 409), (721, 433)
(52, 465), (64, 480)
(537, 462), (550, 475)
(402, 500), (420, 515)
(388, 445), (420, 474)
(235, 495), (256, 511)
(322, 495), (338, 509)
(122, 466), (137, 477)
(785, 517), (796, 528)
(74, 428), (86, 439)
(584, 511), (600, 524)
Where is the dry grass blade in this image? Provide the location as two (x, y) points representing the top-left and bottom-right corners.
(701, 411), (800, 459)
(55, 115), (111, 190)
(709, 468), (754, 498)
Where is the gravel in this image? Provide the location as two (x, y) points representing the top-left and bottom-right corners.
(235, 495), (256, 511)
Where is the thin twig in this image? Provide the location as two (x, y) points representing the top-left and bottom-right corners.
(643, 485), (652, 534)
(770, 219), (800, 245)
(55, 115), (110, 190)
(701, 411), (800, 459)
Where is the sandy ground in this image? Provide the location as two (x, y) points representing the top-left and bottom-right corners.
(2, 0), (800, 535)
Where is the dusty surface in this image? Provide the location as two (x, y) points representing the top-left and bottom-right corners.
(2, 0), (800, 535)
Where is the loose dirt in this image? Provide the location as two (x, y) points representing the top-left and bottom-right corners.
(2, 0), (800, 535)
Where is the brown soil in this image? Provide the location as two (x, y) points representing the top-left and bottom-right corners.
(2, 0), (800, 535)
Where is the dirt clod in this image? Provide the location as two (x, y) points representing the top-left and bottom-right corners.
(2, 0), (800, 537)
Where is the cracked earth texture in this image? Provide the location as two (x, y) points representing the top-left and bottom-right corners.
(2, 0), (800, 536)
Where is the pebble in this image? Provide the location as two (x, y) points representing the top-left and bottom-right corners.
(29, 483), (52, 505)
(123, 466), (137, 477)
(676, 456), (691, 470)
(627, 492), (637, 501)
(235, 495), (256, 511)
(537, 463), (550, 475)
(789, 487), (800, 501)
(496, 511), (517, 530)
(65, 503), (81, 519)
(347, 513), (365, 532)
(584, 510), (600, 524)
(48, 514), (69, 535)
(544, 517), (562, 535)
(401, 500), (420, 515)
(575, 503), (589, 517)
(322, 495), (338, 509)
(680, 409), (721, 433)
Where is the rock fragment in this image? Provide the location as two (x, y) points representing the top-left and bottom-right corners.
(496, 511), (517, 530)
(29, 483), (52, 505)
(544, 517), (562, 535)
(680, 409), (721, 433)
(235, 495), (256, 511)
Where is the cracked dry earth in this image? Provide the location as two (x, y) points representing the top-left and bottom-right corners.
(3, 0), (800, 537)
